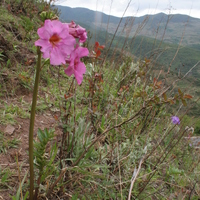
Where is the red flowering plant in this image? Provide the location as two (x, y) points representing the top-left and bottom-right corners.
(90, 41), (105, 59)
(86, 41), (105, 116)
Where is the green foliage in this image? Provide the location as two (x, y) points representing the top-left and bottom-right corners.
(0, 51), (6, 61)
(194, 119), (200, 135)
(0, 131), (20, 153)
(33, 128), (56, 175)
(11, 171), (29, 200)
(0, 102), (29, 125)
(20, 16), (35, 33)
(0, 167), (12, 190)
(40, 11), (58, 22)
(0, 0), (199, 199)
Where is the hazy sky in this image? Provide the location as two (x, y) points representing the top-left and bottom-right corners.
(55, 0), (200, 19)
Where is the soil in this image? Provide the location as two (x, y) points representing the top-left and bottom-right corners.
(0, 94), (62, 200)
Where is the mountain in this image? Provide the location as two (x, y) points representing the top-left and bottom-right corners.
(54, 5), (200, 48)
(53, 5), (200, 100)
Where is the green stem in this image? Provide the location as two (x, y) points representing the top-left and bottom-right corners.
(29, 47), (41, 200)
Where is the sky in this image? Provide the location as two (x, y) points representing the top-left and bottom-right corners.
(55, 0), (200, 19)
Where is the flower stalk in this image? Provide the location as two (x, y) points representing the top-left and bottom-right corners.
(29, 46), (41, 199)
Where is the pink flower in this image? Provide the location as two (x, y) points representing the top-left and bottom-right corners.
(68, 21), (76, 28)
(68, 21), (87, 43)
(35, 20), (76, 65)
(64, 46), (89, 85)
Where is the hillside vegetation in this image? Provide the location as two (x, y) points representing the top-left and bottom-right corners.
(0, 1), (200, 200)
(56, 5), (200, 95)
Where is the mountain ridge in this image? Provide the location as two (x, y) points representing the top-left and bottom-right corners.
(56, 5), (200, 22)
(54, 5), (200, 47)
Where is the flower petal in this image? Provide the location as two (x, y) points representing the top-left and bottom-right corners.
(35, 20), (76, 66)
(75, 47), (89, 58)
(171, 116), (180, 125)
(37, 28), (51, 40)
(75, 62), (86, 74)
(35, 39), (50, 49)
(64, 66), (74, 76)
(50, 47), (66, 65)
(60, 36), (76, 55)
(74, 62), (86, 85)
(74, 70), (83, 85)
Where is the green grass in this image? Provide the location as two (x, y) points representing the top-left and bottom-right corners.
(0, 131), (20, 154)
(0, 167), (13, 191)
(0, 102), (30, 125)
(0, 0), (199, 199)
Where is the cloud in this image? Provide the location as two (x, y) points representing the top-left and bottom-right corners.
(55, 0), (200, 18)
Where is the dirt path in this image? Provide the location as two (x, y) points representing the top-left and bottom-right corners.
(0, 95), (62, 199)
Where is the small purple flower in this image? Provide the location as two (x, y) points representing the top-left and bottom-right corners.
(171, 116), (180, 125)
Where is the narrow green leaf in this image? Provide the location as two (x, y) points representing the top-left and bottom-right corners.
(1, 171), (8, 183)
(181, 99), (187, 106)
(163, 92), (167, 101)
(101, 115), (105, 129)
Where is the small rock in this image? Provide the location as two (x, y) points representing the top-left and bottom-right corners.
(4, 124), (15, 135)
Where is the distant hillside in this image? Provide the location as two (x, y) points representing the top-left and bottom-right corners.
(54, 5), (200, 47)
(52, 5), (200, 73)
